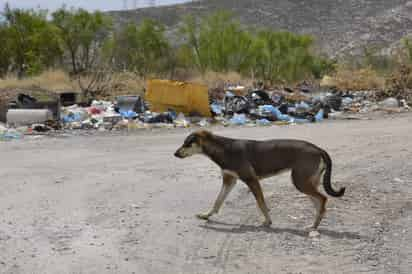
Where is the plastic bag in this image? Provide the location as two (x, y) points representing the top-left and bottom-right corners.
(229, 113), (247, 125)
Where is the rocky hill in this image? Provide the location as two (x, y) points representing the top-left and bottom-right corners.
(108, 0), (412, 58)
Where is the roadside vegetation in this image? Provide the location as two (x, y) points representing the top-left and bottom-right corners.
(0, 4), (411, 98)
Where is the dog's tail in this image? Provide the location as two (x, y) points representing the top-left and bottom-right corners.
(320, 149), (345, 197)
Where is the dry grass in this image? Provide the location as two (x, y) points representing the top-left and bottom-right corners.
(0, 70), (147, 100)
(0, 70), (78, 92)
(321, 66), (386, 91)
(0, 69), (254, 97)
(186, 71), (253, 88)
(107, 72), (146, 98)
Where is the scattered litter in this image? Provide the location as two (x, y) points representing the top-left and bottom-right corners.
(379, 97), (399, 108)
(199, 119), (210, 127)
(0, 79), (409, 138)
(0, 128), (23, 141)
(174, 113), (190, 128)
(256, 118), (271, 126)
(7, 109), (54, 126)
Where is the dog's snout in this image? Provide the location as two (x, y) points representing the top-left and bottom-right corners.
(174, 149), (183, 158)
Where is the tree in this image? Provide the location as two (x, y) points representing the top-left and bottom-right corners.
(110, 19), (171, 78)
(252, 30), (316, 83)
(2, 4), (62, 77)
(0, 22), (12, 76)
(52, 7), (112, 74)
(180, 11), (254, 74)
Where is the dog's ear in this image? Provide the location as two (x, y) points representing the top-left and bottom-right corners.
(193, 130), (213, 146)
(183, 133), (199, 146)
(196, 130), (212, 139)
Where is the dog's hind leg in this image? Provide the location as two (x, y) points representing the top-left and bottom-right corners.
(291, 164), (327, 230)
(196, 172), (237, 220)
(309, 167), (328, 230)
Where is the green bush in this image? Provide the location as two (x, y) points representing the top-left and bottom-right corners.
(179, 12), (255, 74)
(109, 19), (171, 78)
(180, 11), (333, 83)
(0, 6), (336, 83)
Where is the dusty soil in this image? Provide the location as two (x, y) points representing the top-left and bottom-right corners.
(1, 114), (412, 274)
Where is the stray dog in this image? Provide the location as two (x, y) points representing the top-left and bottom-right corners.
(174, 130), (345, 230)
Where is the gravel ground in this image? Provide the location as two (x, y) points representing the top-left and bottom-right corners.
(0, 113), (411, 274)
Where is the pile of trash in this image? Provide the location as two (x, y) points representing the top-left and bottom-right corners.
(61, 97), (207, 131)
(48, 88), (412, 131)
(0, 79), (410, 141)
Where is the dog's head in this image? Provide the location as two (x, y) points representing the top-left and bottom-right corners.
(174, 130), (211, 158)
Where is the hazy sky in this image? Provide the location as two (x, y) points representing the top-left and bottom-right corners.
(0, 0), (192, 12)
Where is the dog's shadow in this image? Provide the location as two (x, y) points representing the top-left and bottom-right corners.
(199, 220), (366, 240)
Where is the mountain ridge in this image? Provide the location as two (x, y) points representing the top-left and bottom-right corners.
(108, 0), (412, 57)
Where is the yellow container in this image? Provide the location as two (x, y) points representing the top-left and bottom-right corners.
(146, 79), (211, 117)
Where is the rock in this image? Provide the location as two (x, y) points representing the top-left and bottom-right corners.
(393, 177), (404, 183)
(309, 230), (320, 238)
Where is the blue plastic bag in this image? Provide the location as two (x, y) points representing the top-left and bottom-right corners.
(210, 103), (223, 115)
(229, 113), (247, 125)
(0, 130), (22, 141)
(119, 110), (137, 119)
(314, 109), (324, 122)
(63, 112), (82, 123)
(296, 101), (310, 111)
(260, 105), (291, 121)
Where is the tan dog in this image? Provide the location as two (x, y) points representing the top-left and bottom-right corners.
(174, 130), (345, 230)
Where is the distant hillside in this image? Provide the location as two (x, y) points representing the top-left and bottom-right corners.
(108, 0), (412, 58)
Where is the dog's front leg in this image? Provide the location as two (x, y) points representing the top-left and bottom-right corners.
(196, 172), (237, 220)
(244, 177), (272, 227)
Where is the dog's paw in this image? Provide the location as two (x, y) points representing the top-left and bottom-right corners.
(262, 219), (272, 227)
(196, 213), (210, 220)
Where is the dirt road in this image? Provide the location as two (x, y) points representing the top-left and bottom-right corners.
(1, 114), (412, 274)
